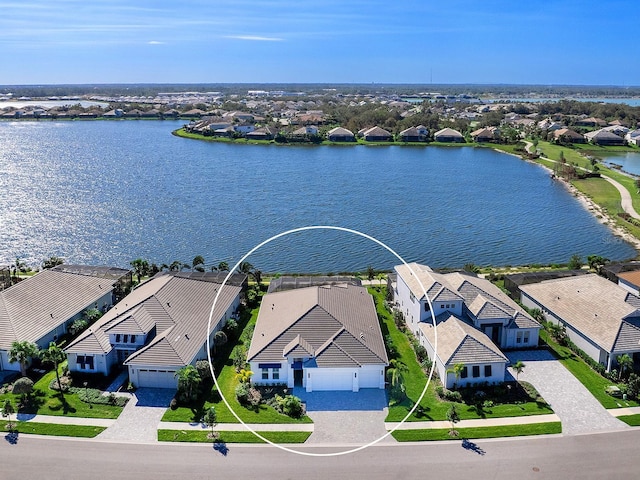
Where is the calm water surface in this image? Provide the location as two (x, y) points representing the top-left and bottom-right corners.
(0, 121), (635, 272)
(602, 152), (640, 176)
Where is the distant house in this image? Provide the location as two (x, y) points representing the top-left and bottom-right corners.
(246, 126), (277, 140)
(361, 126), (393, 142)
(327, 126), (355, 142)
(64, 272), (245, 388)
(470, 127), (497, 143)
(398, 126), (428, 142)
(584, 129), (625, 146)
(434, 127), (464, 143)
(0, 266), (131, 373)
(393, 263), (540, 388)
(618, 271), (640, 297)
(182, 109), (206, 118)
(625, 130), (640, 146)
(291, 125), (319, 136)
(553, 128), (585, 144)
(520, 274), (640, 372)
(247, 284), (388, 392)
(537, 118), (564, 131)
(575, 117), (607, 127)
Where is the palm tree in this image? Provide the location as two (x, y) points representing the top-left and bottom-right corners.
(447, 363), (466, 390)
(529, 308), (545, 324)
(41, 256), (64, 270)
(8, 340), (39, 376)
(130, 258), (150, 283)
(386, 359), (408, 399)
(40, 342), (66, 392)
(175, 365), (201, 402)
(192, 255), (205, 272)
(235, 368), (254, 384)
(217, 261), (229, 272)
(512, 360), (525, 382)
(239, 261), (254, 275)
(617, 354), (634, 381)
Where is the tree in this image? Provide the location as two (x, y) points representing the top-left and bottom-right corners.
(202, 406), (218, 441)
(175, 365), (201, 403)
(446, 404), (460, 437)
(567, 254), (583, 270)
(130, 258), (150, 284)
(40, 342), (66, 392)
(529, 308), (545, 324)
(463, 263), (480, 274)
(366, 265), (375, 281)
(587, 255), (609, 273)
(8, 340), (39, 376)
(386, 359), (408, 399)
(41, 256), (64, 270)
(213, 330), (228, 355)
(192, 255), (205, 272)
(217, 261), (229, 272)
(239, 261), (254, 275)
(617, 353), (634, 381)
(512, 360), (525, 382)
(2, 399), (16, 431)
(376, 272), (386, 286)
(447, 363), (466, 390)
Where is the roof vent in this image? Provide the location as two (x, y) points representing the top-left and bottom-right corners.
(167, 302), (171, 307)
(360, 332), (365, 340)
(185, 334), (189, 340)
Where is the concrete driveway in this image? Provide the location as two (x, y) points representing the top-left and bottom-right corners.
(506, 349), (627, 435)
(293, 388), (394, 445)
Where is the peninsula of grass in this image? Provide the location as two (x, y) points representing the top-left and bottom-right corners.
(157, 429), (311, 443)
(369, 287), (553, 422)
(617, 414), (640, 427)
(161, 302), (311, 425)
(2, 421), (106, 438)
(390, 421), (562, 442)
(540, 330), (638, 409)
(0, 367), (124, 419)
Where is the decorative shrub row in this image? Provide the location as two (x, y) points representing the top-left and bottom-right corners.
(68, 387), (129, 407)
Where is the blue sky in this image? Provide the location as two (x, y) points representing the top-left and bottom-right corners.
(1, 0), (637, 85)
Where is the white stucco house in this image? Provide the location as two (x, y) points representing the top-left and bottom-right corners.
(520, 274), (640, 372)
(393, 263), (540, 388)
(0, 265), (130, 373)
(64, 272), (245, 389)
(247, 284), (388, 392)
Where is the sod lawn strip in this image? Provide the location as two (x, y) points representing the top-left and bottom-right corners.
(617, 414), (640, 427)
(2, 421), (106, 438)
(391, 422), (562, 442)
(158, 429), (311, 443)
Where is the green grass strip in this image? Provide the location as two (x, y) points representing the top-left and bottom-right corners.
(1, 421), (106, 438)
(391, 422), (562, 442)
(617, 414), (640, 427)
(157, 429), (311, 443)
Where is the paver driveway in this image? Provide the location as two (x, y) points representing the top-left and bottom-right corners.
(506, 350), (627, 435)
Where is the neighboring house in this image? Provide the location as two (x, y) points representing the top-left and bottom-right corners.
(65, 272), (245, 388)
(575, 117), (607, 127)
(291, 125), (319, 136)
(625, 130), (640, 146)
(399, 125), (429, 142)
(361, 126), (393, 142)
(470, 127), (496, 143)
(584, 129), (625, 146)
(247, 284), (388, 392)
(553, 128), (585, 144)
(434, 128), (464, 142)
(327, 126), (356, 142)
(246, 126), (277, 140)
(393, 263), (540, 388)
(0, 265), (131, 372)
(520, 274), (640, 371)
(618, 271), (640, 296)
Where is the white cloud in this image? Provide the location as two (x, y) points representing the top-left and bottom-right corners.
(147, 40), (165, 45)
(224, 35), (283, 42)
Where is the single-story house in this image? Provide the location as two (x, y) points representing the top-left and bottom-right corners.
(246, 126), (277, 140)
(470, 127), (497, 143)
(361, 126), (393, 142)
(393, 263), (540, 387)
(0, 265), (131, 372)
(327, 126), (356, 142)
(434, 127), (464, 143)
(64, 272), (245, 388)
(584, 129), (625, 146)
(553, 128), (585, 144)
(618, 271), (640, 296)
(625, 130), (640, 146)
(291, 125), (319, 136)
(520, 274), (640, 371)
(575, 117), (607, 127)
(247, 284), (388, 392)
(398, 125), (428, 142)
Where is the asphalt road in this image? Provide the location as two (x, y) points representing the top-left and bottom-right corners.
(2, 430), (640, 480)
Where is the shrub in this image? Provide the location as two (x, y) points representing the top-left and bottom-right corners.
(12, 377), (34, 395)
(627, 373), (640, 400)
(442, 389), (463, 402)
(232, 347), (247, 372)
(235, 382), (250, 405)
(69, 387), (128, 407)
(247, 387), (262, 408)
(393, 309), (405, 329)
(414, 345), (428, 363)
(280, 395), (303, 418)
(68, 318), (89, 336)
(196, 360), (213, 383)
(169, 397), (178, 410)
(49, 375), (72, 392)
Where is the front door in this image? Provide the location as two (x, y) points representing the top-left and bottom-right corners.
(294, 369), (303, 387)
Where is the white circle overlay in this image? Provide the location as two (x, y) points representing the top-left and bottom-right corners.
(206, 225), (438, 457)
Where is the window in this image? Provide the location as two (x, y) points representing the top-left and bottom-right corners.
(131, 334), (136, 343)
(123, 334), (128, 343)
(76, 355), (94, 370)
(516, 331), (522, 344)
(272, 368), (280, 380)
(261, 368), (269, 380)
(484, 365), (492, 377)
(424, 302), (430, 312)
(460, 366), (468, 378)
(115, 334), (121, 342)
(523, 331), (530, 344)
(472, 366), (480, 378)
(410, 292), (416, 303)
(440, 304), (444, 309)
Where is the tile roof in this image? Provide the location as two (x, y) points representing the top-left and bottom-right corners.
(247, 284), (387, 368)
(521, 274), (640, 352)
(65, 273), (243, 368)
(0, 267), (125, 350)
(618, 271), (640, 289)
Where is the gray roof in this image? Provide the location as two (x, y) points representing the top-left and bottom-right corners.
(521, 274), (640, 352)
(247, 284), (387, 368)
(434, 127), (463, 138)
(0, 267), (126, 350)
(65, 272), (243, 368)
(420, 312), (507, 366)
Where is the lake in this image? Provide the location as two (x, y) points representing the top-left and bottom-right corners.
(602, 152), (640, 176)
(0, 120), (635, 273)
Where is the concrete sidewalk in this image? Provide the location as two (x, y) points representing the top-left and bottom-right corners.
(610, 407), (640, 417)
(14, 414), (115, 427)
(385, 413), (560, 431)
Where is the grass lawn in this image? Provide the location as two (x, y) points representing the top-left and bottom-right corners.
(617, 414), (640, 427)
(161, 302), (311, 424)
(540, 331), (638, 409)
(390, 421), (562, 442)
(0, 367), (124, 419)
(2, 421), (106, 438)
(368, 287), (553, 422)
(157, 429), (311, 443)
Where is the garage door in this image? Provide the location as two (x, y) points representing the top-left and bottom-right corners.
(310, 368), (353, 391)
(137, 369), (178, 389)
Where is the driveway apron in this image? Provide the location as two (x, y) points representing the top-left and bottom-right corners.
(97, 388), (175, 442)
(506, 350), (627, 435)
(293, 388), (395, 445)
